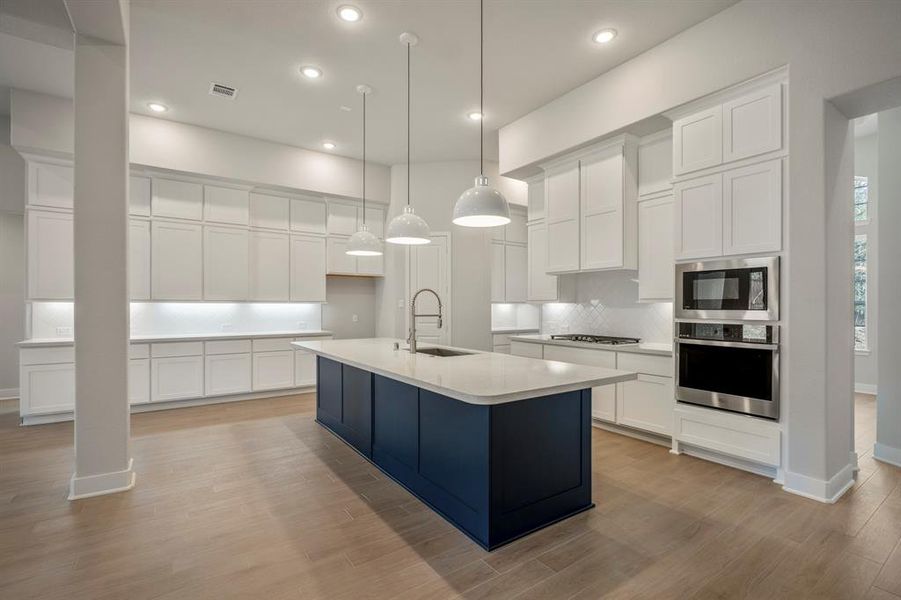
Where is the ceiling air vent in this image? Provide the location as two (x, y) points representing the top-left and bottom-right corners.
(209, 82), (238, 99)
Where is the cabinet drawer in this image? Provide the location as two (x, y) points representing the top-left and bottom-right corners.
(20, 347), (75, 365)
(493, 344), (511, 355)
(151, 341), (203, 358)
(252, 337), (296, 352)
(129, 344), (150, 360)
(205, 339), (252, 355)
(616, 352), (672, 378)
(510, 341), (542, 359)
(544, 345), (615, 368)
(493, 333), (512, 346)
(674, 405), (780, 466)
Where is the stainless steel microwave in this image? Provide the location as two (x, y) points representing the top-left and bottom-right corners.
(675, 257), (779, 321)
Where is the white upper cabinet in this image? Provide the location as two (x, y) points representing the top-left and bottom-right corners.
(27, 209), (73, 299)
(151, 220), (203, 300)
(490, 241), (505, 302)
(203, 225), (249, 300)
(326, 202), (358, 236)
(526, 176), (545, 222)
(544, 162), (580, 273)
(506, 208), (528, 244)
(291, 196), (327, 234)
(581, 147), (625, 271)
(638, 196), (674, 301)
(129, 219), (151, 301)
(638, 132), (673, 197)
(673, 106), (723, 176)
(204, 185), (249, 225)
(723, 84), (782, 163)
(290, 234), (327, 301)
(249, 192), (290, 230)
(527, 222), (559, 302)
(722, 159), (782, 255)
(326, 236), (356, 275)
(674, 174), (723, 260)
(504, 243), (528, 303)
(249, 231), (290, 301)
(152, 178), (203, 220)
(129, 175), (152, 216)
(356, 253), (384, 277)
(29, 162), (73, 209)
(363, 206), (385, 239)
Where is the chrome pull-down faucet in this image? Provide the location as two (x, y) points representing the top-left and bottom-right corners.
(407, 288), (443, 354)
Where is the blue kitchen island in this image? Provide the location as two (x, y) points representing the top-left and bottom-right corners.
(293, 338), (636, 551)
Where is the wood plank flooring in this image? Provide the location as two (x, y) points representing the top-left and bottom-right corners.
(1, 393), (899, 599)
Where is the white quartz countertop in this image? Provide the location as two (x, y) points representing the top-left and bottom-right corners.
(19, 330), (333, 348)
(509, 334), (673, 356)
(293, 337), (636, 406)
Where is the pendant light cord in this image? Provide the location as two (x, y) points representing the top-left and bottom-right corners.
(479, 0), (484, 176)
(407, 41), (411, 207)
(362, 89), (366, 224)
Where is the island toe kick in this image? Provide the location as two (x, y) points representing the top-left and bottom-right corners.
(314, 356), (594, 551)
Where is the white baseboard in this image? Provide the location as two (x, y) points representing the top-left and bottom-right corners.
(0, 387), (19, 400)
(0, 397), (19, 414)
(855, 383), (878, 395)
(874, 443), (901, 468)
(680, 442), (779, 480)
(591, 420), (671, 448)
(69, 458), (136, 500)
(782, 458), (857, 504)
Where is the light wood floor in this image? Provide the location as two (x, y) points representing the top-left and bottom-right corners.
(1, 393), (899, 600)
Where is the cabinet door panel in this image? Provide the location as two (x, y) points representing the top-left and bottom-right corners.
(129, 175), (151, 216)
(151, 356), (204, 402)
(291, 235), (327, 301)
(591, 385), (616, 423)
(152, 178), (203, 220)
(249, 231), (289, 301)
(363, 206), (385, 239)
(151, 220), (203, 300)
(129, 359), (150, 404)
(203, 226), (249, 300)
(638, 134), (673, 197)
(327, 203), (358, 236)
(638, 196), (674, 301)
(21, 363), (75, 414)
(341, 364), (373, 457)
(504, 244), (527, 303)
(723, 84), (782, 163)
(674, 174), (722, 260)
(204, 185), (249, 225)
(295, 351), (317, 387)
(490, 241), (505, 302)
(252, 350), (295, 391)
(28, 210), (73, 299)
(527, 223), (557, 302)
(673, 106), (723, 175)
(129, 219), (151, 300)
(546, 219), (580, 273)
(506, 210), (528, 244)
(291, 197), (327, 234)
(205, 353), (252, 396)
(356, 253), (384, 276)
(722, 160), (782, 256)
(249, 192), (290, 230)
(582, 209), (622, 270)
(326, 236), (356, 275)
(616, 374), (673, 435)
(30, 162), (73, 209)
(527, 177), (545, 222)
(546, 165), (579, 222)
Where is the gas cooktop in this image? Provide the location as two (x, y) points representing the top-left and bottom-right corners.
(549, 334), (641, 345)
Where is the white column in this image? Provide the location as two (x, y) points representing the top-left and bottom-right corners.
(875, 107), (901, 467)
(68, 2), (134, 499)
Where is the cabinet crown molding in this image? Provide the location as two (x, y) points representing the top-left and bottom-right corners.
(539, 133), (637, 173)
(663, 66), (788, 122)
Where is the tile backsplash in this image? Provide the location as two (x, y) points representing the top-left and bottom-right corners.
(540, 271), (673, 343)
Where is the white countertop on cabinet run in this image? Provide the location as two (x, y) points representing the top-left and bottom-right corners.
(294, 337), (636, 406)
(509, 334), (673, 356)
(18, 330), (333, 348)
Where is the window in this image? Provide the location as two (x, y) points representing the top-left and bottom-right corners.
(854, 234), (868, 350)
(854, 176), (869, 222)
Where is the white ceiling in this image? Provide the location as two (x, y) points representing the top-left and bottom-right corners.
(1, 0), (737, 164)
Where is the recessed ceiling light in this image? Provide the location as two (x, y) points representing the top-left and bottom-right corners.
(322, 141), (336, 150)
(336, 5), (362, 22)
(468, 111), (483, 121)
(147, 102), (168, 113)
(300, 66), (322, 79)
(593, 28), (617, 44)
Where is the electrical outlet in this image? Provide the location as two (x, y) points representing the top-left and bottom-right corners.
(298, 321), (307, 330)
(352, 314), (359, 323)
(56, 326), (73, 336)
(397, 299), (405, 309)
(220, 323), (234, 332)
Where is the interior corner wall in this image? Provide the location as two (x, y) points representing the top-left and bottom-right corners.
(854, 132), (878, 392)
(0, 116), (25, 396)
(323, 276), (377, 340)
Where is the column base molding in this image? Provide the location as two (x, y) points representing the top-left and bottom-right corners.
(69, 458), (135, 500)
(782, 457), (857, 504)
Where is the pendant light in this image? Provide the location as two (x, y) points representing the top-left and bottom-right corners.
(452, 0), (510, 228)
(386, 32), (432, 245)
(347, 84), (383, 256)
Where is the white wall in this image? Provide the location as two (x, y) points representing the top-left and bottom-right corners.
(376, 160), (525, 351)
(498, 0), (901, 501)
(854, 131), (878, 392)
(323, 276), (376, 340)
(10, 89), (391, 204)
(0, 116), (24, 396)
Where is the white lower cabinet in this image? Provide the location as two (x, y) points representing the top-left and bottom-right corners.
(543, 345), (619, 423)
(616, 375), (673, 435)
(129, 359), (150, 404)
(21, 363), (75, 415)
(253, 351), (295, 391)
(674, 404), (780, 467)
(510, 341), (542, 359)
(592, 385), (617, 423)
(205, 353), (252, 396)
(151, 353), (204, 402)
(295, 351), (317, 387)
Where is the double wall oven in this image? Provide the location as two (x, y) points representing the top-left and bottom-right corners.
(675, 257), (780, 420)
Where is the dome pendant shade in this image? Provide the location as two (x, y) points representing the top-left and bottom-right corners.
(346, 224), (383, 256)
(386, 205), (431, 245)
(452, 175), (511, 227)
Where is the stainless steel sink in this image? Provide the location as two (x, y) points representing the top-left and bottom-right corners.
(416, 347), (474, 357)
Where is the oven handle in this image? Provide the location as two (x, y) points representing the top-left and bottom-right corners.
(675, 338), (780, 351)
